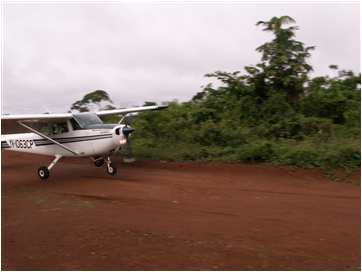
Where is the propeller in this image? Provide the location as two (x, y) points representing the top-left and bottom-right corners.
(121, 126), (135, 163)
(118, 114), (136, 162)
(122, 126), (135, 138)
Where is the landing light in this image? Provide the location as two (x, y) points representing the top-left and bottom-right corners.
(119, 139), (127, 145)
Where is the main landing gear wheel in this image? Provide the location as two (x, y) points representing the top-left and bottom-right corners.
(38, 166), (50, 180)
(94, 158), (105, 167)
(106, 163), (117, 176)
(37, 155), (62, 181)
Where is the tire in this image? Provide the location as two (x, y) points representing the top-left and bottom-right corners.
(38, 166), (50, 180)
(106, 163), (117, 176)
(94, 158), (105, 167)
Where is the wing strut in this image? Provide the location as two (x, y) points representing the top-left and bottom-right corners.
(17, 121), (79, 156)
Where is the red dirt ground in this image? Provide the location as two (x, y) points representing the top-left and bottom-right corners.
(1, 151), (360, 270)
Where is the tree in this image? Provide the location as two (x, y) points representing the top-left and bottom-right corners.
(70, 90), (115, 112)
(254, 16), (315, 106)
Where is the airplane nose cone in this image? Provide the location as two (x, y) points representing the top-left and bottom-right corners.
(122, 126), (135, 136)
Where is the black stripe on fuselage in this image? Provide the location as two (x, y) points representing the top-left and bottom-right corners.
(1, 134), (113, 148)
(1, 141), (10, 149)
(34, 135), (113, 146)
(33, 133), (113, 143)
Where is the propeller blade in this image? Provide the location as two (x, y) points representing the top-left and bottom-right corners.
(122, 128), (136, 163)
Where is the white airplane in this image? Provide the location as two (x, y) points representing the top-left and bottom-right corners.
(1, 105), (167, 181)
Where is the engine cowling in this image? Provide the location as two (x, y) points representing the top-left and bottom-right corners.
(112, 125), (134, 147)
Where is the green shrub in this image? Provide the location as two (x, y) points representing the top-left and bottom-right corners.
(322, 146), (361, 170)
(265, 116), (303, 139)
(238, 141), (275, 162)
(280, 148), (321, 167)
(300, 117), (333, 139)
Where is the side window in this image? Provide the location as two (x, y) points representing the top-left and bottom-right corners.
(39, 122), (68, 135)
(70, 118), (82, 130)
(39, 124), (53, 135)
(51, 122), (68, 134)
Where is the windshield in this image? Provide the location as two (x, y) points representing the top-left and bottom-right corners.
(72, 113), (103, 128)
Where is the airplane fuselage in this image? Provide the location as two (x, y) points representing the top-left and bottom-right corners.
(1, 126), (126, 157)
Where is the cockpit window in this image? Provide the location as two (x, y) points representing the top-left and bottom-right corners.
(72, 113), (103, 129)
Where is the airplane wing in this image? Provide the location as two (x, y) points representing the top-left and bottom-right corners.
(1, 106), (168, 121)
(1, 105), (167, 120)
(1, 105), (167, 133)
(96, 105), (168, 116)
(1, 113), (73, 121)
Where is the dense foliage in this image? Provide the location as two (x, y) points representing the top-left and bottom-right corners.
(130, 16), (360, 171)
(75, 16), (361, 172)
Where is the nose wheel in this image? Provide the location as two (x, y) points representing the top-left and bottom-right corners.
(106, 163), (117, 175)
(106, 156), (117, 176)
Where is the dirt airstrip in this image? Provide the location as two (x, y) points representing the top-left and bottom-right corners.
(1, 151), (360, 270)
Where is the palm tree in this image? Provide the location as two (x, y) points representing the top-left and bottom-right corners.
(254, 16), (314, 107)
(256, 16), (296, 32)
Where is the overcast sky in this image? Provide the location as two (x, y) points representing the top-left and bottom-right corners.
(2, 2), (360, 114)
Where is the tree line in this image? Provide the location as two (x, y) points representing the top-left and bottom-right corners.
(72, 16), (361, 172)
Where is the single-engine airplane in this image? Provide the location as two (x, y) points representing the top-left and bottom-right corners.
(1, 105), (167, 181)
